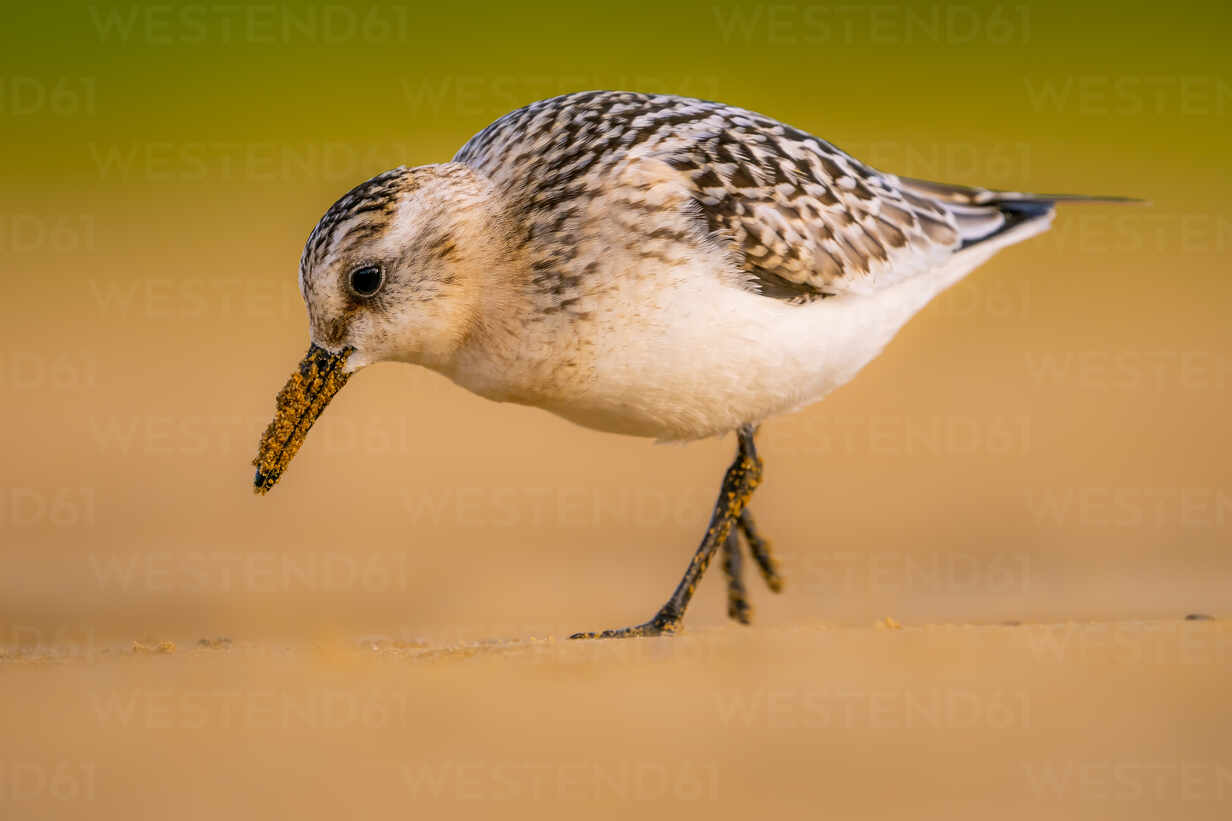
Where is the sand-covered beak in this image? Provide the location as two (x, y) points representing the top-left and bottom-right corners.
(252, 344), (353, 494)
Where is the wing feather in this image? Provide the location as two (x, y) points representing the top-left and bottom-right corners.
(453, 91), (1101, 303)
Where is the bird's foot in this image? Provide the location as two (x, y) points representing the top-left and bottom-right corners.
(569, 609), (682, 640)
(726, 592), (753, 625)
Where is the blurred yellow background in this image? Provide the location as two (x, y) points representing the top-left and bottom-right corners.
(1, 0), (1229, 818)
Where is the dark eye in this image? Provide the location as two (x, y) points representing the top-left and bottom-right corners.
(349, 265), (383, 297)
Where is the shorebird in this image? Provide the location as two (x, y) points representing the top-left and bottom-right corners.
(252, 91), (1131, 638)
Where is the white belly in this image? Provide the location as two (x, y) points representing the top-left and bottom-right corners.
(543, 278), (933, 439)
(451, 220), (1047, 440)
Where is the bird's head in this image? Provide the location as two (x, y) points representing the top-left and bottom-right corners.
(251, 163), (505, 494)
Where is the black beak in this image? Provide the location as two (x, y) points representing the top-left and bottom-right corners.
(251, 344), (353, 494)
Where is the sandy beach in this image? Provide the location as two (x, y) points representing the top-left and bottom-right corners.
(3, 619), (1229, 819)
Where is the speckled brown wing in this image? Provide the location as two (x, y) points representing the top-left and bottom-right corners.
(657, 126), (971, 299)
(453, 91), (1060, 303)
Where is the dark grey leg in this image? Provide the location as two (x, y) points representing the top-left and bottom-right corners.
(736, 508), (784, 593)
(570, 425), (764, 639)
(722, 528), (752, 624)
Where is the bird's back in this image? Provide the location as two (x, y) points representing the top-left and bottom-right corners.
(453, 91), (1093, 307)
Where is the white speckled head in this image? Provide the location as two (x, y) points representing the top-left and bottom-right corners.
(297, 162), (507, 373)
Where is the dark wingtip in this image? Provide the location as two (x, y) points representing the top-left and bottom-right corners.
(958, 199), (1054, 250)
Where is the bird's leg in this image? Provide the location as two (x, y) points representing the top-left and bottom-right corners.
(570, 425), (763, 639)
(722, 528), (752, 625)
(718, 508), (786, 626)
(736, 508), (784, 593)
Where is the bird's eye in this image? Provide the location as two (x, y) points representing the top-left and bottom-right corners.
(348, 265), (383, 297)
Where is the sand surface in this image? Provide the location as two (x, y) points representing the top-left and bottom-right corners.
(2, 619), (1228, 819)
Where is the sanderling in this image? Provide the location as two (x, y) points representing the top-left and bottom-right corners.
(252, 91), (1133, 638)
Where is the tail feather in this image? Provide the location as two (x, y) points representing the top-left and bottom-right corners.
(894, 175), (1143, 249)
